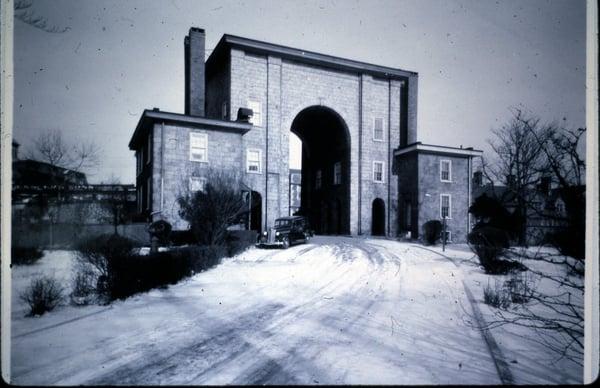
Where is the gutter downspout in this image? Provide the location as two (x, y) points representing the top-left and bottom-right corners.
(265, 59), (269, 231)
(160, 122), (165, 216)
(387, 79), (392, 237)
(467, 155), (472, 239)
(358, 74), (363, 234)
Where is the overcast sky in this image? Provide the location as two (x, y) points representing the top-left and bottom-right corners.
(13, 0), (586, 184)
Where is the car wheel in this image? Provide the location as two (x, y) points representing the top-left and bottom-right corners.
(282, 236), (290, 249)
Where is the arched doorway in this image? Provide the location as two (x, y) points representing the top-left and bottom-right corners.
(291, 106), (350, 235)
(248, 191), (262, 233)
(372, 198), (386, 236)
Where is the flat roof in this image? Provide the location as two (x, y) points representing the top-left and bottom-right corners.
(207, 34), (417, 80)
(128, 109), (253, 150)
(394, 142), (483, 157)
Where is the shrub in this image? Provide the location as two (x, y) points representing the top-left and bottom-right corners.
(170, 230), (197, 246)
(505, 271), (536, 304)
(73, 233), (231, 301)
(20, 276), (64, 316)
(177, 169), (246, 245)
(70, 262), (99, 305)
(225, 230), (258, 256)
(75, 234), (137, 279)
(422, 220), (442, 245)
(12, 246), (44, 266)
(468, 226), (509, 273)
(483, 279), (511, 309)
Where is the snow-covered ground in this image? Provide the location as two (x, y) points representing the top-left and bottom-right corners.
(10, 237), (582, 384)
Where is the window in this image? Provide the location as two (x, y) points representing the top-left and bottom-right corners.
(189, 176), (207, 192)
(222, 101), (229, 120)
(247, 100), (262, 126)
(373, 161), (385, 183)
(315, 169), (322, 189)
(146, 176), (151, 210)
(373, 117), (384, 141)
(147, 134), (152, 164)
(246, 149), (262, 173)
(189, 132), (208, 162)
(333, 162), (342, 185)
(440, 194), (452, 219)
(440, 160), (452, 182)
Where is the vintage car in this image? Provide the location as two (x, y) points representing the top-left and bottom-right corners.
(256, 216), (313, 248)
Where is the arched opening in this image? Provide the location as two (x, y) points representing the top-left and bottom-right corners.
(372, 198), (386, 236)
(244, 190), (262, 234)
(290, 106), (350, 235)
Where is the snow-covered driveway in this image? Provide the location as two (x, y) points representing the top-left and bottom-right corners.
(11, 237), (502, 385)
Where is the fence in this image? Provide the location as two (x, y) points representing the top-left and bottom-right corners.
(12, 223), (151, 249)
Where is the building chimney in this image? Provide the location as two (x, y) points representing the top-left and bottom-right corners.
(473, 171), (483, 187)
(12, 141), (19, 160)
(184, 27), (205, 117)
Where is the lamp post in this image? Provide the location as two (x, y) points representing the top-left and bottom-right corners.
(442, 215), (447, 252)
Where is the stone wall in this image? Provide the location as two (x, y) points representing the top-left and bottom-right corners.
(226, 47), (414, 235)
(151, 122), (243, 230)
(417, 153), (471, 243)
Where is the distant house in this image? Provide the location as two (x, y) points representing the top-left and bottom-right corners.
(472, 173), (577, 245)
(12, 141), (138, 242)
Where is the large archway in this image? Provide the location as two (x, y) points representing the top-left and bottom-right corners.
(291, 106), (350, 235)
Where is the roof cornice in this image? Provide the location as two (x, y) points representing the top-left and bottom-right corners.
(208, 34), (417, 80)
(128, 110), (253, 150)
(394, 142), (484, 157)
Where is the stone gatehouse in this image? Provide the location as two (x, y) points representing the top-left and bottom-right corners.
(128, 27), (482, 241)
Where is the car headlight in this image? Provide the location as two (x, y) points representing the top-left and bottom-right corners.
(275, 231), (280, 236)
(263, 231), (267, 236)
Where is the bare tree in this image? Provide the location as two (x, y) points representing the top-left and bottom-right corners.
(177, 169), (246, 245)
(97, 176), (132, 235)
(484, 107), (553, 245)
(483, 247), (584, 366)
(475, 108), (585, 366)
(28, 129), (101, 175)
(15, 0), (70, 33)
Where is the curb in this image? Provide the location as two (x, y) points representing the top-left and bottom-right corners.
(410, 244), (514, 385)
(13, 306), (113, 339)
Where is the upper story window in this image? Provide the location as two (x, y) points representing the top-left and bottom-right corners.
(189, 132), (208, 162)
(247, 100), (262, 126)
(315, 169), (322, 189)
(440, 160), (452, 182)
(189, 176), (207, 192)
(222, 101), (229, 120)
(440, 194), (452, 219)
(373, 117), (384, 141)
(246, 149), (262, 173)
(333, 162), (342, 185)
(373, 161), (385, 183)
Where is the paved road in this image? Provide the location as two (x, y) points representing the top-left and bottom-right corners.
(11, 237), (501, 385)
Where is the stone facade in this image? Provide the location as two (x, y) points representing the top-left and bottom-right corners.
(395, 144), (481, 242)
(129, 28), (481, 241)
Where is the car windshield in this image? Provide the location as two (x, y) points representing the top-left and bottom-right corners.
(274, 219), (291, 227)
